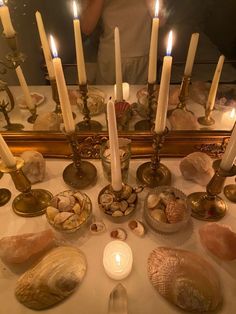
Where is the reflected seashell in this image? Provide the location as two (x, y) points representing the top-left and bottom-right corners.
(147, 247), (222, 312)
(112, 210), (124, 217)
(90, 221), (106, 234)
(54, 212), (74, 226)
(57, 195), (76, 212)
(147, 194), (162, 209)
(199, 222), (236, 260)
(46, 206), (59, 222)
(150, 209), (167, 223)
(165, 200), (186, 224)
(110, 228), (127, 241)
(15, 246), (87, 310)
(115, 101), (131, 119)
(128, 220), (145, 237)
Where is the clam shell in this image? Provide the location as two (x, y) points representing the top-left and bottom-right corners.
(110, 228), (127, 241)
(128, 220), (145, 237)
(165, 199), (186, 223)
(150, 209), (168, 223)
(46, 206), (59, 222)
(15, 246), (87, 310)
(147, 247), (222, 312)
(147, 194), (161, 209)
(57, 195), (76, 212)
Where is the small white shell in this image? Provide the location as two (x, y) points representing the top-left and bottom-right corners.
(147, 194), (161, 209)
(128, 220), (145, 236)
(90, 222), (106, 234)
(110, 228), (127, 241)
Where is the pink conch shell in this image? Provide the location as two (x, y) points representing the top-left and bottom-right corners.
(0, 229), (54, 264)
(199, 222), (236, 260)
(147, 247), (222, 312)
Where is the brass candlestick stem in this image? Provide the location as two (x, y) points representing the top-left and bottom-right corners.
(0, 157), (52, 217)
(50, 78), (62, 116)
(134, 83), (156, 131)
(63, 132), (97, 189)
(177, 75), (191, 111)
(187, 163), (236, 221)
(76, 83), (102, 131)
(224, 177), (236, 203)
(27, 107), (38, 124)
(136, 127), (171, 187)
(198, 107), (215, 126)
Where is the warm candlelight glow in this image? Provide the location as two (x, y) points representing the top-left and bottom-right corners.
(0, 0), (4, 6)
(166, 30), (173, 56)
(155, 0), (159, 17)
(115, 254), (121, 266)
(73, 1), (78, 19)
(230, 108), (236, 119)
(50, 35), (58, 58)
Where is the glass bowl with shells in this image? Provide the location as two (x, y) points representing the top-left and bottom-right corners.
(98, 184), (138, 223)
(45, 190), (92, 233)
(144, 186), (191, 233)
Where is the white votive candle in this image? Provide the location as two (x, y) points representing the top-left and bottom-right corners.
(0, 134), (16, 168)
(103, 240), (133, 280)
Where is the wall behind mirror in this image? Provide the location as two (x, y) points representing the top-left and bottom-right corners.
(0, 0), (236, 133)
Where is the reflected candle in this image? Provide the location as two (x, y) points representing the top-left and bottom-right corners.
(114, 27), (123, 101)
(103, 240), (133, 280)
(0, 134), (16, 168)
(114, 82), (130, 101)
(0, 0), (15, 38)
(184, 33), (199, 77)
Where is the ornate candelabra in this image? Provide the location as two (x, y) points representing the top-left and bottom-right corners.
(0, 157), (52, 217)
(136, 127), (171, 187)
(134, 83), (156, 131)
(187, 161), (236, 221)
(63, 131), (97, 189)
(76, 83), (102, 131)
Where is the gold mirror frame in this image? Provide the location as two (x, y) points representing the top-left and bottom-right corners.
(4, 130), (230, 159)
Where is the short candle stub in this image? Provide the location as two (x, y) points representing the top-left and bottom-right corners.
(103, 240), (133, 280)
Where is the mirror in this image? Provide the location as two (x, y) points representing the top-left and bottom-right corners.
(0, 0), (235, 156)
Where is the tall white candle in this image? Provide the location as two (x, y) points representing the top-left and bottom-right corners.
(114, 27), (123, 101)
(103, 240), (133, 280)
(154, 31), (173, 133)
(35, 11), (55, 79)
(206, 55), (225, 111)
(50, 35), (75, 133)
(184, 33), (199, 77)
(107, 99), (122, 191)
(220, 122), (236, 171)
(0, 134), (16, 168)
(73, 1), (87, 85)
(148, 0), (159, 84)
(15, 66), (34, 110)
(0, 1), (15, 38)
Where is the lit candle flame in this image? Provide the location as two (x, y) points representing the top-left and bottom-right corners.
(166, 30), (173, 56)
(155, 0), (159, 17)
(73, 1), (78, 19)
(115, 253), (121, 266)
(230, 108), (236, 119)
(50, 35), (58, 58)
(0, 0), (4, 6)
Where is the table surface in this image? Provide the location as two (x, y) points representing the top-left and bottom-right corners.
(0, 158), (236, 314)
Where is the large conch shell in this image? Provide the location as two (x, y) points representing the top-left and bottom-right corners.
(147, 247), (222, 312)
(15, 246), (87, 310)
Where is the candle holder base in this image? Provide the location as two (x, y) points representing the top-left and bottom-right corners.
(3, 123), (24, 131)
(224, 183), (236, 203)
(187, 192), (226, 221)
(76, 120), (102, 132)
(198, 115), (215, 126)
(134, 119), (153, 131)
(27, 114), (38, 124)
(63, 160), (97, 189)
(136, 161), (171, 188)
(0, 188), (11, 206)
(12, 189), (53, 217)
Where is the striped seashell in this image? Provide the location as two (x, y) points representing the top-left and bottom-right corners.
(165, 199), (186, 223)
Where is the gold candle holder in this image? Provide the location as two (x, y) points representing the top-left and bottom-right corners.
(76, 83), (103, 131)
(136, 127), (171, 187)
(224, 177), (236, 203)
(63, 132), (97, 189)
(27, 107), (38, 124)
(177, 75), (191, 111)
(198, 107), (215, 126)
(134, 83), (156, 131)
(187, 163), (236, 221)
(0, 157), (52, 217)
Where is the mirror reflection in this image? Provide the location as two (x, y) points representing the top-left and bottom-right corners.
(0, 0), (235, 132)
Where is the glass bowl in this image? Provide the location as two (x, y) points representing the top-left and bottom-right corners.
(144, 186), (191, 233)
(45, 190), (92, 233)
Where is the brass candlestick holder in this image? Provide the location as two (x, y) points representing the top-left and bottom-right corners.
(198, 107), (215, 126)
(187, 162), (236, 221)
(63, 132), (97, 189)
(134, 83), (156, 131)
(136, 127), (171, 187)
(27, 107), (38, 124)
(0, 157), (52, 217)
(76, 83), (102, 131)
(224, 177), (236, 203)
(49, 78), (62, 116)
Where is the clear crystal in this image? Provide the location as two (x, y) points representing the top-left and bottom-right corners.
(108, 283), (128, 314)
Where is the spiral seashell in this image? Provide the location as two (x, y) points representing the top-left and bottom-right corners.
(15, 246), (87, 310)
(165, 199), (186, 223)
(147, 247), (222, 312)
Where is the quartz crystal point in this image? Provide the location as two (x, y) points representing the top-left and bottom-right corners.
(108, 283), (128, 314)
(0, 229), (54, 263)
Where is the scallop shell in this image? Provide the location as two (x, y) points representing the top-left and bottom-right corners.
(115, 101), (131, 119)
(165, 199), (186, 223)
(110, 228), (127, 241)
(128, 220), (145, 237)
(15, 246), (87, 310)
(147, 247), (222, 312)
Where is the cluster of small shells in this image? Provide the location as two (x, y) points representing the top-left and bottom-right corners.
(146, 190), (187, 224)
(46, 190), (92, 232)
(99, 184), (137, 218)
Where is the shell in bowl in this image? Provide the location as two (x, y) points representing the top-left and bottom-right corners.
(46, 190), (92, 233)
(144, 186), (191, 233)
